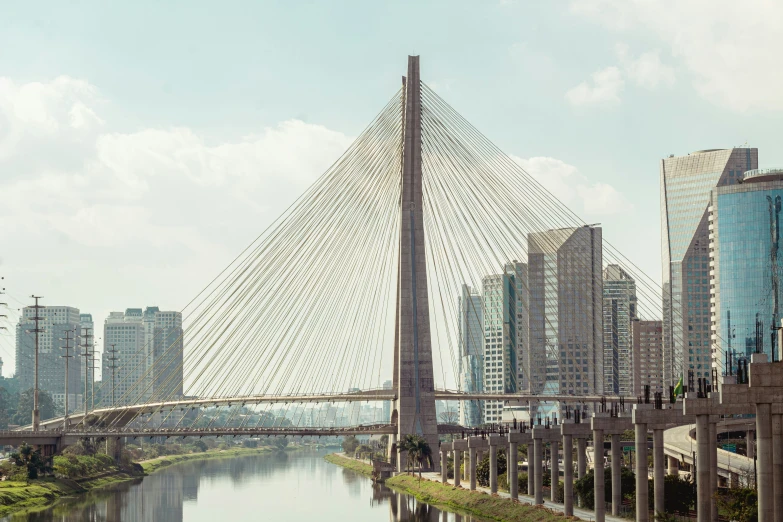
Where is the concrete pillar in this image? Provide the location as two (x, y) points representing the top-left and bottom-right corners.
(509, 441), (519, 500)
(593, 430), (605, 522)
(534, 436), (543, 505)
(490, 443), (498, 494)
(469, 447), (477, 491)
(667, 455), (679, 476)
(577, 437), (587, 507)
(441, 449), (448, 483)
(464, 450), (469, 482)
(453, 450), (461, 487)
(696, 415), (711, 522)
(653, 429), (665, 518)
(611, 434), (621, 516)
(636, 423), (649, 522)
(563, 434), (574, 516)
(757, 403), (773, 522)
(551, 440), (559, 502)
(709, 421), (718, 522)
(748, 430), (756, 459)
(527, 444), (534, 496)
(773, 414), (783, 519)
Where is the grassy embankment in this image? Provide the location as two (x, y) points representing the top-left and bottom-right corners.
(385, 475), (571, 522)
(140, 446), (272, 474)
(0, 446), (277, 517)
(323, 453), (374, 477)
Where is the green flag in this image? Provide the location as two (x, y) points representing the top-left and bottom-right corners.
(673, 376), (683, 397)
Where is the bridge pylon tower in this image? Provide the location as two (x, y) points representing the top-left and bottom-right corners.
(391, 55), (439, 471)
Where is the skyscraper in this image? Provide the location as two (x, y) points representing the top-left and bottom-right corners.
(632, 319), (664, 395)
(528, 226), (603, 398)
(661, 148), (758, 385)
(481, 264), (524, 424)
(710, 167), (783, 370)
(602, 265), (637, 396)
(458, 284), (483, 426)
(15, 306), (83, 411)
(382, 380), (392, 423)
(104, 306), (183, 405)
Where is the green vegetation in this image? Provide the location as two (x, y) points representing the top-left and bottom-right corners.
(0, 385), (62, 429)
(717, 488), (757, 522)
(323, 453), (374, 477)
(397, 434), (433, 476)
(141, 446), (272, 474)
(386, 475), (566, 522)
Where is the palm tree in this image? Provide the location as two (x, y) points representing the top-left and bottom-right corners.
(398, 434), (432, 478)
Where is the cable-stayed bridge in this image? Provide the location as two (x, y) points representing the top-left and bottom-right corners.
(15, 56), (697, 474)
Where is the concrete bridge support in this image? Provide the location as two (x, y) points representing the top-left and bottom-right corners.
(757, 403), (773, 522)
(610, 434), (621, 516)
(533, 435), (543, 504)
(563, 434), (574, 516)
(667, 455), (679, 476)
(593, 428), (605, 522)
(527, 443), (534, 496)
(653, 429), (665, 518)
(452, 439), (467, 488)
(440, 446), (448, 483)
(550, 439), (559, 502)
(695, 414), (711, 522)
(489, 435), (500, 494)
(773, 414), (783, 517)
(508, 437), (519, 500)
(635, 422), (649, 522)
(709, 421), (718, 522)
(467, 437), (487, 492)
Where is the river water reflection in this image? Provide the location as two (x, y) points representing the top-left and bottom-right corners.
(2, 450), (486, 522)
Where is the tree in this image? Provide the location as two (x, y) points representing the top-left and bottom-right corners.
(0, 387), (10, 429)
(191, 440), (208, 452)
(11, 388), (59, 426)
(648, 475), (696, 515)
(476, 450), (507, 487)
(398, 434), (432, 478)
(717, 488), (757, 522)
(11, 443), (47, 480)
(574, 467), (636, 509)
(342, 435), (359, 454)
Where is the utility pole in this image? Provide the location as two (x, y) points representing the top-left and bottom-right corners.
(60, 328), (75, 430)
(107, 343), (119, 406)
(28, 296), (44, 431)
(90, 345), (97, 410)
(80, 327), (93, 422)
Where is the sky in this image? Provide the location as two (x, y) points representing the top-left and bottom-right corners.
(1, 0), (781, 379)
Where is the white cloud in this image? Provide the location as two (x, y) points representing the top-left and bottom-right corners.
(511, 155), (633, 215)
(570, 0), (783, 112)
(0, 76), (354, 375)
(565, 66), (624, 107)
(615, 44), (675, 90)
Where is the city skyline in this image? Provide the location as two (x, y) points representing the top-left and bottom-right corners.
(1, 2), (781, 383)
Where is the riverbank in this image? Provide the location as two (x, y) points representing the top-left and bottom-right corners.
(140, 446), (274, 474)
(384, 475), (569, 522)
(323, 453), (374, 477)
(0, 446), (285, 517)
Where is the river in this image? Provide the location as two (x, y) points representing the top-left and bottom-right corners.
(2, 449), (486, 521)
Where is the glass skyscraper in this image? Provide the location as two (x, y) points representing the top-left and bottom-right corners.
(458, 284), (483, 427)
(660, 148), (758, 386)
(710, 168), (783, 373)
(482, 270), (518, 424)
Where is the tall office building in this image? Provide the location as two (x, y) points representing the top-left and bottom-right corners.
(458, 284), (483, 426)
(104, 306), (183, 405)
(632, 319), (664, 395)
(481, 262), (527, 424)
(602, 265), (637, 396)
(152, 310), (184, 400)
(710, 167), (783, 370)
(661, 148), (758, 385)
(529, 226), (603, 399)
(15, 306), (83, 412)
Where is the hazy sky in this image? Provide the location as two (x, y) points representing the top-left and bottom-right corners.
(1, 1), (781, 378)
